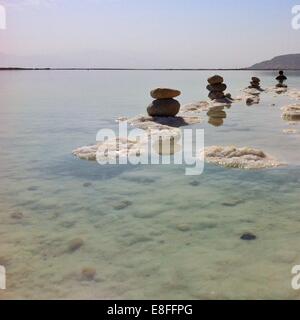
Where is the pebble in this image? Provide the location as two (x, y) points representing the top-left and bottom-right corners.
(240, 233), (257, 241)
(27, 186), (39, 191)
(10, 211), (24, 220)
(68, 238), (84, 252)
(81, 267), (96, 281)
(83, 182), (92, 187)
(113, 200), (132, 210)
(176, 224), (191, 232)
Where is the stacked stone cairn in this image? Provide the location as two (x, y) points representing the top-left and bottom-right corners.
(248, 77), (262, 90)
(276, 70), (287, 88)
(206, 75), (229, 102)
(147, 88), (181, 117)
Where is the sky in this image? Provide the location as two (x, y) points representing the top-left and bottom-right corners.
(0, 0), (300, 68)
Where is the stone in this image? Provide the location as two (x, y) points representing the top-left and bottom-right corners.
(208, 91), (225, 100)
(176, 224), (191, 232)
(10, 211), (24, 220)
(113, 200), (132, 210)
(208, 75), (224, 85)
(189, 180), (200, 186)
(27, 186), (39, 191)
(252, 77), (260, 82)
(83, 182), (92, 187)
(203, 145), (283, 169)
(240, 233), (257, 241)
(150, 88), (181, 99)
(81, 267), (96, 281)
(147, 99), (180, 117)
(206, 83), (227, 92)
(68, 238), (84, 252)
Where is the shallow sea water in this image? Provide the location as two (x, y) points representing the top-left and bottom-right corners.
(0, 70), (300, 299)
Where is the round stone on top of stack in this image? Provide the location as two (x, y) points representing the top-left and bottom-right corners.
(147, 88), (181, 117)
(248, 77), (261, 90)
(206, 75), (227, 101)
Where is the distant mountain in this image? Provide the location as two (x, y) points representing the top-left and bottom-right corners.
(249, 54), (300, 70)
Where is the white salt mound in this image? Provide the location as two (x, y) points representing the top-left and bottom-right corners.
(281, 104), (300, 121)
(203, 146), (283, 169)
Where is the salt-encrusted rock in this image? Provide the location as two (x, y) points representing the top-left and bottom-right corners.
(73, 137), (146, 161)
(121, 115), (202, 131)
(147, 99), (180, 117)
(180, 101), (210, 113)
(287, 89), (300, 100)
(281, 104), (300, 121)
(150, 88), (181, 99)
(208, 75), (224, 85)
(283, 128), (298, 134)
(203, 145), (282, 169)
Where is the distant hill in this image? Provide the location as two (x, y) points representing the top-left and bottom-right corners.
(249, 54), (300, 70)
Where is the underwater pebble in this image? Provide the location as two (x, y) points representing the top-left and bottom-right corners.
(68, 238), (84, 252)
(113, 200), (133, 210)
(176, 224), (191, 232)
(10, 211), (24, 220)
(81, 267), (96, 281)
(83, 182), (92, 187)
(189, 181), (200, 187)
(240, 233), (257, 241)
(27, 186), (39, 191)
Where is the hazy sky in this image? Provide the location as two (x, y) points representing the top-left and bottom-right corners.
(0, 0), (300, 67)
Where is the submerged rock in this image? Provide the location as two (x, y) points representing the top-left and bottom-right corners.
(176, 224), (191, 232)
(10, 211), (24, 220)
(81, 267), (96, 281)
(240, 233), (257, 241)
(68, 238), (84, 252)
(203, 145), (282, 169)
(113, 200), (132, 210)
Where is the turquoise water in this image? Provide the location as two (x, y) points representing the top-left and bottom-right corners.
(0, 70), (300, 299)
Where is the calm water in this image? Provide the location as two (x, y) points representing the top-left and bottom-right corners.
(0, 70), (300, 299)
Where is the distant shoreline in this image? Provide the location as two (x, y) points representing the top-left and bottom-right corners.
(1, 67), (300, 71)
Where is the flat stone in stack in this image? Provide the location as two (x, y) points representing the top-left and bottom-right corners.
(147, 88), (181, 117)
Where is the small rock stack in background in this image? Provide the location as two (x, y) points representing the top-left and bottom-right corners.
(147, 88), (181, 117)
(206, 75), (227, 101)
(276, 70), (287, 88)
(248, 77), (262, 90)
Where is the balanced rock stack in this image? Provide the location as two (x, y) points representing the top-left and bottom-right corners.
(248, 77), (261, 90)
(207, 75), (227, 101)
(147, 88), (181, 117)
(276, 70), (287, 88)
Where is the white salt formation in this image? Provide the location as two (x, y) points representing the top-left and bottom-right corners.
(72, 137), (147, 161)
(281, 104), (300, 121)
(203, 146), (282, 169)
